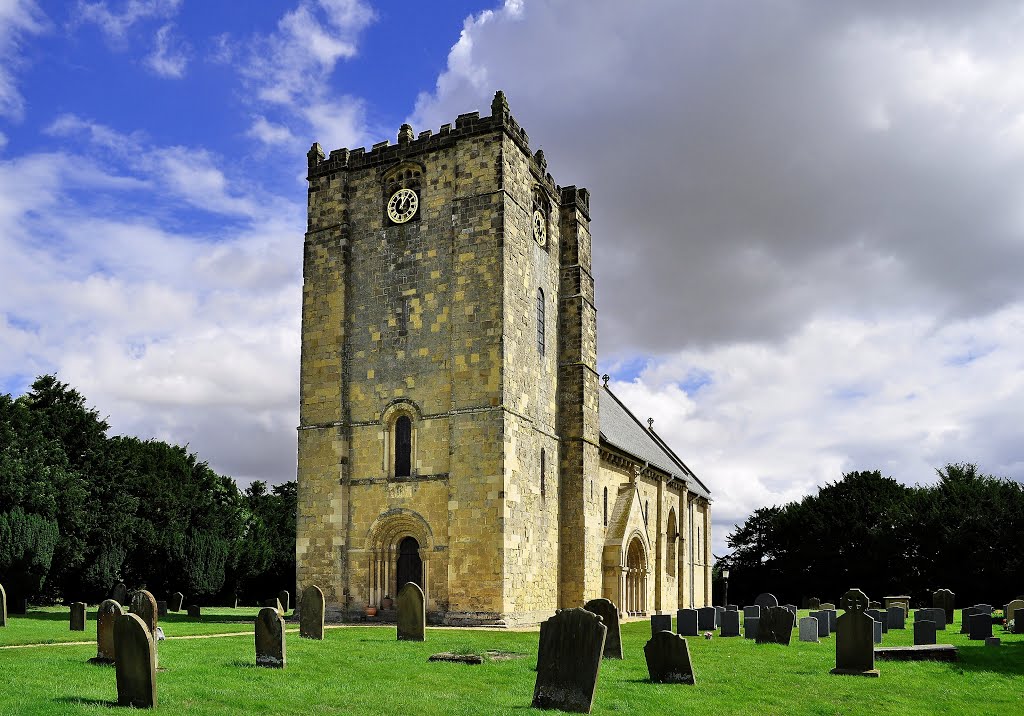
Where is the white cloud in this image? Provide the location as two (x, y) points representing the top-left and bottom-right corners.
(247, 116), (296, 146)
(0, 0), (47, 121)
(0, 131), (7, 150)
(144, 22), (188, 78)
(76, 0), (181, 41)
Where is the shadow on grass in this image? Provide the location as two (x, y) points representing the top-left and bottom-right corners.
(54, 697), (116, 708)
(227, 660), (258, 669)
(948, 640), (1024, 677)
(160, 613), (256, 625)
(15, 610), (75, 623)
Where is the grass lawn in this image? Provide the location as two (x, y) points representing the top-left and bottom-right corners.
(0, 609), (1021, 715)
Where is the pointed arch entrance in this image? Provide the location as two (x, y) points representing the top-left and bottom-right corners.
(624, 535), (648, 616)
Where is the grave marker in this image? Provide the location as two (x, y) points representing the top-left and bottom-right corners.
(95, 599), (123, 662)
(754, 593), (779, 611)
(866, 609), (888, 634)
(744, 616), (760, 639)
(532, 608), (607, 714)
(156, 601), (168, 618)
(830, 588), (879, 677)
(114, 613), (156, 708)
(726, 604), (739, 611)
(187, 605), (201, 618)
(111, 582), (127, 606)
(756, 606), (795, 645)
(808, 597), (821, 610)
(887, 606), (906, 630)
(697, 606), (717, 630)
(913, 619), (937, 645)
(299, 585), (325, 640)
(130, 590), (158, 634)
(1003, 599), (1024, 633)
(820, 602), (836, 610)
(742, 605), (760, 621)
(278, 590), (290, 613)
(799, 617), (819, 643)
(583, 598), (622, 659)
(70, 602), (86, 631)
(643, 631), (696, 684)
(720, 610), (740, 637)
(809, 610), (831, 637)
(0, 583), (6, 627)
(932, 588), (955, 624)
(255, 606), (286, 668)
(169, 592), (184, 612)
(969, 613), (993, 641)
(397, 581), (425, 641)
(650, 613), (672, 635)
(677, 609), (698, 636)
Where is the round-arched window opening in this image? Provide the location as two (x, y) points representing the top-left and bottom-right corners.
(395, 415), (412, 477)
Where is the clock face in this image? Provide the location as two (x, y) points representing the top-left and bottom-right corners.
(387, 188), (419, 224)
(533, 210), (547, 245)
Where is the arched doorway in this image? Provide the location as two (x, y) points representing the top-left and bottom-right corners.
(625, 536), (647, 616)
(397, 536), (422, 590)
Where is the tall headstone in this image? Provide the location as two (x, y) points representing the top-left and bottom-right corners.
(959, 607), (977, 634)
(130, 590), (158, 635)
(169, 592), (184, 612)
(809, 610), (830, 637)
(396, 581), (425, 642)
(96, 599), (123, 662)
(720, 610), (740, 637)
(916, 607), (946, 630)
(0, 582), (6, 627)
(1004, 599), (1024, 632)
(650, 613), (672, 635)
(744, 616), (760, 639)
(742, 605), (760, 621)
(969, 613), (993, 641)
(644, 631), (696, 684)
(697, 606), (717, 630)
(70, 601), (87, 631)
(714, 605), (725, 623)
(825, 609), (838, 632)
(830, 588), (879, 677)
(1013, 607), (1024, 634)
(754, 593), (779, 611)
(255, 607), (286, 668)
(872, 619), (883, 644)
(932, 588), (955, 624)
(756, 606), (795, 645)
(299, 585), (325, 640)
(799, 617), (820, 643)
(265, 597), (284, 615)
(808, 597), (821, 610)
(913, 620), (936, 646)
(156, 601), (168, 618)
(866, 609), (888, 634)
(677, 609), (698, 636)
(886, 606), (905, 630)
(583, 598), (622, 659)
(532, 608), (607, 714)
(783, 604), (798, 621)
(114, 613), (156, 708)
(111, 582), (127, 606)
(278, 590), (290, 613)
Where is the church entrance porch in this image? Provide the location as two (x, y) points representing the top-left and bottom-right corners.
(366, 509), (433, 611)
(624, 536), (648, 616)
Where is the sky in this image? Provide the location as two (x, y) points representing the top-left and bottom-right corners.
(2, 0), (1024, 560)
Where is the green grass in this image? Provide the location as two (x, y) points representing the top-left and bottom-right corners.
(0, 610), (1021, 715)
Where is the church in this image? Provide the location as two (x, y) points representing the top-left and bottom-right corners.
(296, 92), (712, 626)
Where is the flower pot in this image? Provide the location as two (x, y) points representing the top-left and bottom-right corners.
(381, 597), (394, 610)
(365, 605), (377, 617)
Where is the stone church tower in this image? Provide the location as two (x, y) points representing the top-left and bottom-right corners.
(297, 92), (711, 626)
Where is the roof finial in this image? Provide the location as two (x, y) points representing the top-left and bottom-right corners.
(647, 417), (654, 430)
(602, 374), (609, 387)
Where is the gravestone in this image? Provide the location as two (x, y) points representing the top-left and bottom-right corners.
(808, 597), (821, 610)
(677, 609), (698, 636)
(643, 631), (696, 684)
(744, 617), (760, 639)
(187, 605), (201, 618)
(650, 613), (672, 636)
(114, 613), (157, 708)
(278, 590), (290, 613)
(156, 601), (168, 618)
(1004, 600), (1024, 632)
(932, 588), (955, 624)
(825, 609), (838, 632)
(985, 637), (1000, 647)
(10, 596), (27, 614)
(866, 609), (888, 633)
(914, 620), (936, 645)
(742, 605), (760, 621)
(397, 581), (425, 641)
(583, 598), (622, 659)
(0, 582), (6, 627)
(799, 617), (819, 643)
(974, 603), (993, 616)
(809, 610), (830, 637)
(95, 599), (123, 662)
(532, 608), (607, 714)
(754, 593), (779, 611)
(111, 582), (127, 606)
(820, 602), (836, 610)
(697, 606), (717, 630)
(299, 585), (325, 640)
(872, 619), (883, 644)
(831, 588), (879, 677)
(264, 597), (284, 615)
(1013, 608), (1024, 634)
(70, 602), (87, 631)
(255, 606), (286, 668)
(887, 606), (906, 630)
(726, 604), (739, 611)
(916, 607), (946, 630)
(756, 606), (795, 645)
(969, 613), (993, 641)
(169, 592), (184, 612)
(720, 610), (740, 637)
(130, 590), (158, 634)
(884, 596), (910, 614)
(714, 605), (725, 622)
(783, 604), (798, 621)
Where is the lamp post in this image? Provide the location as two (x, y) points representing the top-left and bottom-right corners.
(722, 568), (730, 607)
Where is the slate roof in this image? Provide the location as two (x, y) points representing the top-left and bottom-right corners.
(599, 385), (711, 500)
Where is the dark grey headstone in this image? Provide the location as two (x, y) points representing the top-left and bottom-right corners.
(114, 613), (156, 708)
(277, 590), (290, 613)
(720, 610), (740, 637)
(831, 588), (878, 677)
(532, 608), (607, 714)
(650, 613), (672, 636)
(583, 598), (622, 659)
(975, 603), (993, 615)
(1013, 608), (1024, 634)
(783, 605), (798, 622)
(96, 599), (123, 662)
(799, 617), (819, 643)
(264, 597), (284, 615)
(714, 606), (725, 623)
(756, 606), (795, 645)
(697, 606), (717, 630)
(744, 616), (760, 639)
(299, 585), (325, 640)
(169, 592), (184, 612)
(130, 589), (158, 634)
(255, 606), (286, 668)
(187, 604), (201, 618)
(959, 607), (977, 634)
(156, 601), (168, 618)
(754, 593), (779, 611)
(985, 636), (1000, 647)
(809, 610), (831, 637)
(726, 604), (739, 611)
(742, 605), (760, 621)
(644, 631), (696, 684)
(887, 606), (906, 630)
(917, 607), (946, 630)
(808, 597), (821, 610)
(932, 588), (955, 624)
(914, 620), (937, 645)
(820, 602), (836, 610)
(866, 609), (888, 634)
(677, 609), (698, 636)
(969, 613), (993, 641)
(872, 619), (883, 644)
(111, 582), (127, 606)
(1004, 600), (1024, 632)
(0, 582), (6, 627)
(397, 582), (425, 641)
(826, 609), (837, 632)
(70, 602), (87, 631)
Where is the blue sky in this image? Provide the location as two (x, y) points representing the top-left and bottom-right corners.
(4, 1), (1024, 559)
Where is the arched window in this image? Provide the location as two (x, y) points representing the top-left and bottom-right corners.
(536, 288), (545, 356)
(666, 509), (678, 578)
(395, 415), (412, 477)
(540, 448), (546, 498)
(603, 487), (608, 526)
